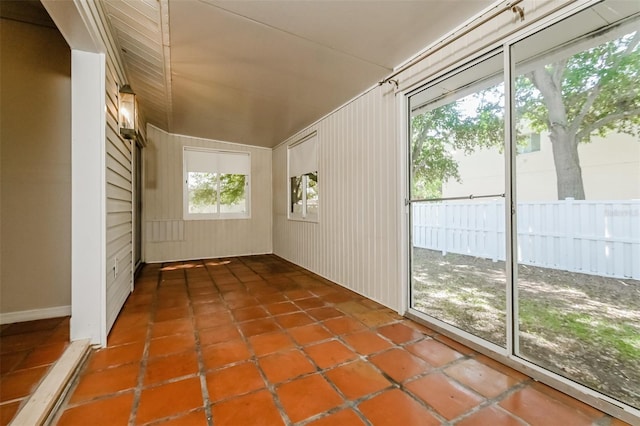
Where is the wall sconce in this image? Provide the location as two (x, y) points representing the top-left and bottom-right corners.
(118, 84), (136, 139)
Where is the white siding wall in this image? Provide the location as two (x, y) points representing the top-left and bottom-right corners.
(105, 61), (133, 333)
(144, 125), (272, 262)
(272, 0), (579, 313)
(273, 86), (400, 310)
(65, 0), (135, 336)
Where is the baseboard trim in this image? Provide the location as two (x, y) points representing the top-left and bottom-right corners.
(144, 252), (274, 264)
(0, 305), (71, 325)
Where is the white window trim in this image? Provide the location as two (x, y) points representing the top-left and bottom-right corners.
(183, 146), (251, 220)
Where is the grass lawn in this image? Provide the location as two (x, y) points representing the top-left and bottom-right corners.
(412, 247), (640, 409)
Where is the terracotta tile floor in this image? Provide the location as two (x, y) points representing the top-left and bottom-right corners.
(50, 255), (628, 425)
(0, 316), (70, 425)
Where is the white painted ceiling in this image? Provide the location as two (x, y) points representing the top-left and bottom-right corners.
(103, 0), (496, 147)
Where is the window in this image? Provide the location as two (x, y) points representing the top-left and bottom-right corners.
(288, 134), (318, 221)
(183, 147), (250, 220)
(517, 132), (541, 154)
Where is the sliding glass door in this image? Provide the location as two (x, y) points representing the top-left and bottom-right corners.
(408, 0), (640, 415)
(409, 52), (508, 348)
(511, 6), (640, 410)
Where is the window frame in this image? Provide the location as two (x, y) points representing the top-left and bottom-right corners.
(287, 133), (319, 222)
(183, 146), (251, 221)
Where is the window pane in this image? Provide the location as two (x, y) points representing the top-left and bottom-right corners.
(409, 52), (507, 348)
(513, 7), (640, 410)
(290, 176), (303, 214)
(306, 172), (318, 217)
(219, 174), (247, 213)
(188, 172), (217, 214)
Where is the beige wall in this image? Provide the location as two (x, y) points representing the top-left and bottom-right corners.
(144, 125), (272, 262)
(443, 133), (640, 201)
(0, 19), (71, 318)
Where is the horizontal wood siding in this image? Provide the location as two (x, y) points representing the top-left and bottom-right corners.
(105, 58), (133, 332)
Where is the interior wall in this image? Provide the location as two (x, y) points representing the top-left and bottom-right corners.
(273, 86), (400, 310)
(144, 125), (273, 262)
(0, 18), (71, 320)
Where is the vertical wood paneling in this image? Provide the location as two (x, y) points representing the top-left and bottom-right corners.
(273, 86), (400, 311)
(143, 125), (273, 262)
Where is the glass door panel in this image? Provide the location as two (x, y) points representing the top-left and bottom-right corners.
(512, 4), (640, 409)
(409, 52), (507, 347)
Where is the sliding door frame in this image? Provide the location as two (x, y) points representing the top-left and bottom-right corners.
(401, 1), (640, 422)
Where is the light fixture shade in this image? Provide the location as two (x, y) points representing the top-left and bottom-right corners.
(119, 84), (136, 139)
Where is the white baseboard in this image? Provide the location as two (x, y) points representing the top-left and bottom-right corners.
(144, 251), (274, 264)
(0, 305), (71, 325)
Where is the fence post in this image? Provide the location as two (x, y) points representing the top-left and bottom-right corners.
(440, 202), (447, 256)
(491, 199), (499, 262)
(564, 197), (575, 273)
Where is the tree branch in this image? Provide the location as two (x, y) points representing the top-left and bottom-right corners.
(552, 59), (567, 88)
(576, 107), (640, 141)
(570, 31), (640, 134)
(570, 84), (602, 135)
(530, 67), (568, 127)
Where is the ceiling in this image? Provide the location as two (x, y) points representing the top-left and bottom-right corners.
(0, 0), (56, 28)
(103, 0), (496, 148)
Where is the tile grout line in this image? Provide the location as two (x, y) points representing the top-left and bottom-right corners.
(231, 257), (434, 425)
(43, 256), (615, 425)
(231, 260), (488, 425)
(213, 257), (329, 425)
(236, 259), (391, 426)
(443, 380), (532, 425)
(184, 260), (214, 426)
(127, 264), (162, 426)
(152, 257), (606, 426)
(204, 257), (295, 425)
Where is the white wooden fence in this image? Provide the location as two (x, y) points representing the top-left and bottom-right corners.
(412, 199), (640, 280)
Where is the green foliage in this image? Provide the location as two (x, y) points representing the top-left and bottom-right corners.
(188, 172), (217, 210)
(189, 172), (246, 210)
(516, 31), (640, 142)
(411, 28), (640, 199)
(519, 298), (640, 362)
(218, 174), (246, 205)
(290, 172), (317, 212)
(410, 86), (504, 199)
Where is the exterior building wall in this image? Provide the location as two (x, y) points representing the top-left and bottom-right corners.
(442, 133), (640, 201)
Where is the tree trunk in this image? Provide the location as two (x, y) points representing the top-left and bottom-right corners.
(529, 67), (586, 200)
(549, 126), (586, 200)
